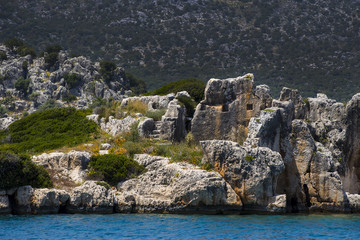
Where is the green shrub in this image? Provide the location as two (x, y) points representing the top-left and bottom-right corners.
(88, 154), (145, 186)
(15, 77), (30, 95)
(37, 99), (62, 111)
(17, 45), (36, 58)
(22, 61), (28, 78)
(64, 73), (81, 89)
(177, 96), (197, 117)
(29, 92), (40, 101)
(0, 107), (98, 154)
(126, 72), (147, 95)
(89, 97), (107, 109)
(0, 51), (7, 61)
(4, 38), (36, 58)
(122, 141), (143, 156)
(0, 152), (52, 189)
(100, 60), (116, 84)
(125, 122), (140, 142)
(43, 45), (62, 69)
(0, 106), (6, 116)
(45, 52), (59, 69)
(62, 92), (77, 102)
(4, 38), (24, 50)
(144, 108), (166, 121)
(145, 78), (206, 103)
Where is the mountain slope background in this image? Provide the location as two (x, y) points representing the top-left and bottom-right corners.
(0, 0), (359, 100)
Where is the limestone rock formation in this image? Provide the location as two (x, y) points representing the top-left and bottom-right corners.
(0, 46), (129, 114)
(200, 140), (285, 212)
(67, 181), (115, 213)
(121, 94), (175, 110)
(115, 154), (241, 213)
(137, 118), (155, 138)
(32, 151), (91, 184)
(30, 188), (69, 214)
(192, 74), (272, 142)
(160, 99), (186, 142)
(0, 117), (16, 129)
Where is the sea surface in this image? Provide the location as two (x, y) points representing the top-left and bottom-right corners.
(1, 214), (360, 239)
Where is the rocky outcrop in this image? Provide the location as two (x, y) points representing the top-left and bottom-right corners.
(137, 118), (155, 138)
(0, 46), (129, 113)
(192, 74), (272, 143)
(32, 151), (91, 184)
(160, 99), (186, 142)
(30, 188), (70, 214)
(87, 114), (139, 136)
(115, 154), (241, 213)
(67, 181), (115, 213)
(0, 116), (16, 129)
(121, 94), (175, 110)
(200, 140), (285, 212)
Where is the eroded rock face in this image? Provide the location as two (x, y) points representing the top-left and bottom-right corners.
(200, 140), (285, 212)
(343, 93), (360, 194)
(31, 189), (69, 214)
(192, 74), (272, 142)
(67, 181), (115, 213)
(160, 99), (186, 142)
(32, 151), (91, 184)
(115, 154), (241, 213)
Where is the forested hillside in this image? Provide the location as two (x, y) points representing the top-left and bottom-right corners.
(0, 0), (359, 100)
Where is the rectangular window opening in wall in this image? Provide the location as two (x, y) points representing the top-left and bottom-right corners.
(247, 104), (253, 110)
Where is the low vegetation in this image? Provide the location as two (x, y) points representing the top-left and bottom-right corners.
(0, 152), (52, 189)
(0, 107), (99, 154)
(88, 154), (145, 186)
(145, 78), (206, 103)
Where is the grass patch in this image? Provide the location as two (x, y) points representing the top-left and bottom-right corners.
(122, 100), (148, 115)
(144, 78), (205, 103)
(263, 108), (275, 113)
(0, 107), (99, 154)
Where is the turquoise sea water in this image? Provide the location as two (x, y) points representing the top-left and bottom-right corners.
(1, 214), (360, 239)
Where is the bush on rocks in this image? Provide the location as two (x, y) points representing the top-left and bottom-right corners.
(0, 152), (52, 189)
(88, 154), (145, 186)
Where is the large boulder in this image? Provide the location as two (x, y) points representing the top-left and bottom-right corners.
(30, 188), (69, 214)
(67, 181), (115, 213)
(200, 140), (285, 212)
(192, 74), (272, 142)
(32, 151), (91, 184)
(115, 154), (241, 213)
(137, 118), (155, 138)
(100, 115), (139, 136)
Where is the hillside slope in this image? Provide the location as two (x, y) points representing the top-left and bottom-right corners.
(0, 0), (359, 100)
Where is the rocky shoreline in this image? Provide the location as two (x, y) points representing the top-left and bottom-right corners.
(2, 74), (360, 215)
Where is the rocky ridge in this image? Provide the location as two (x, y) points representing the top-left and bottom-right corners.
(0, 44), (129, 118)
